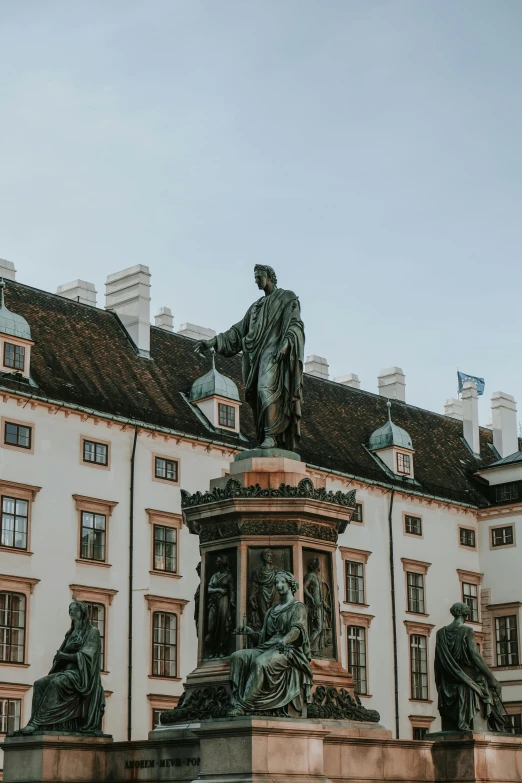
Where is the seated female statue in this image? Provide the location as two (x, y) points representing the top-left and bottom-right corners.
(17, 600), (105, 735)
(229, 570), (313, 716)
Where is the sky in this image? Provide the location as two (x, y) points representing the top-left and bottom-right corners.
(1, 0), (521, 425)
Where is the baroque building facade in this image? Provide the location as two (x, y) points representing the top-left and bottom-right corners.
(0, 261), (521, 769)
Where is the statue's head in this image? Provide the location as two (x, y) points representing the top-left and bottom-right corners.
(308, 556), (320, 572)
(254, 264), (278, 290)
(69, 600), (89, 624)
(261, 548), (273, 565)
(275, 570), (298, 596)
(216, 554), (230, 570)
(450, 601), (471, 619)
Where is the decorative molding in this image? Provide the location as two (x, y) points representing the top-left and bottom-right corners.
(404, 620), (435, 637)
(0, 574), (40, 595)
(457, 569), (483, 585)
(307, 685), (380, 723)
(341, 610), (374, 629)
(408, 714), (435, 728)
(0, 479), (41, 501)
(339, 547), (372, 563)
(144, 595), (189, 614)
(199, 519), (338, 544)
(72, 495), (118, 515)
(401, 558), (431, 575)
(487, 601), (522, 612)
(181, 477), (356, 509)
(69, 584), (118, 605)
(145, 509), (182, 528)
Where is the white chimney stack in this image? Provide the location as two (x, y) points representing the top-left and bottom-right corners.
(56, 280), (97, 306)
(105, 264), (151, 357)
(491, 391), (518, 458)
(462, 381), (480, 455)
(0, 259), (16, 280)
(444, 398), (463, 421)
(335, 373), (361, 389)
(155, 307), (174, 332)
(378, 367), (406, 401)
(305, 355), (329, 379)
(177, 323), (216, 341)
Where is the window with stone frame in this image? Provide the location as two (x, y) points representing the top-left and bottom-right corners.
(1, 495), (29, 550)
(152, 611), (178, 678)
(347, 625), (367, 695)
(413, 727), (428, 740)
(506, 713), (522, 735)
(407, 572), (425, 614)
(84, 602), (106, 671)
(462, 582), (479, 622)
(410, 634), (428, 700)
(3, 342), (25, 371)
(345, 561), (364, 604)
(495, 615), (519, 667)
(152, 707), (164, 730)
(352, 503), (363, 523)
(4, 421), (31, 450)
(0, 591), (26, 663)
(397, 452), (411, 475)
(154, 457), (179, 483)
(459, 527), (476, 548)
(80, 510), (107, 562)
(0, 697), (21, 734)
(491, 526), (514, 548)
(83, 439), (108, 466)
(153, 525), (177, 574)
(218, 403), (235, 429)
(405, 515), (422, 536)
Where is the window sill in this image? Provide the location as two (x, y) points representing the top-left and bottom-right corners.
(148, 675), (182, 682)
(75, 559), (112, 568)
(405, 611), (430, 617)
(0, 662), (30, 668)
(149, 571), (182, 579)
(492, 664), (522, 672)
(409, 698), (433, 704)
(0, 547), (33, 557)
(358, 693), (373, 699)
(344, 602), (370, 608)
(100, 670), (110, 676)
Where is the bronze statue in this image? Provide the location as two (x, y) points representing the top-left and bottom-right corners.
(434, 602), (505, 732)
(303, 556), (332, 656)
(194, 561), (201, 635)
(204, 555), (236, 658)
(194, 265), (304, 451)
(229, 571), (312, 716)
(16, 601), (105, 735)
(248, 548), (277, 631)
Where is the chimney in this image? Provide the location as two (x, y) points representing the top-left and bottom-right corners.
(462, 381), (480, 455)
(378, 367), (406, 401)
(0, 259), (16, 281)
(305, 355), (329, 379)
(335, 373), (361, 389)
(105, 264), (151, 357)
(444, 398), (463, 421)
(491, 391), (518, 458)
(56, 280), (97, 306)
(177, 323), (216, 341)
(155, 307), (174, 332)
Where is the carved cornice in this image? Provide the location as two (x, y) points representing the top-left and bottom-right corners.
(181, 478), (356, 510)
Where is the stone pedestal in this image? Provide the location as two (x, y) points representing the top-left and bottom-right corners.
(428, 732), (522, 783)
(2, 733), (113, 783)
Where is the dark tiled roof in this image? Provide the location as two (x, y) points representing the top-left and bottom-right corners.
(2, 281), (497, 507)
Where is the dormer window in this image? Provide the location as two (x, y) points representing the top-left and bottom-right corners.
(368, 401), (415, 480)
(0, 280), (33, 379)
(218, 403), (235, 429)
(397, 453), (411, 475)
(4, 343), (25, 371)
(190, 351), (241, 434)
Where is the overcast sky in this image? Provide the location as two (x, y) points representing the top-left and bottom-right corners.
(1, 0), (521, 424)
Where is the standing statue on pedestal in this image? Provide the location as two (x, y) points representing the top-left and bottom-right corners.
(194, 265), (305, 451)
(229, 571), (312, 716)
(16, 601), (105, 735)
(435, 602), (505, 732)
(205, 555), (236, 659)
(248, 548), (278, 631)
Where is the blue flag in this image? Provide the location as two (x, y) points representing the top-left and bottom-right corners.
(458, 371), (485, 396)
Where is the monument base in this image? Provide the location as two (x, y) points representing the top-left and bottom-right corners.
(2, 733), (113, 783)
(428, 731), (522, 783)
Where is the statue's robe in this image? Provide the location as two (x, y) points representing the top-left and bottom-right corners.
(215, 288), (304, 449)
(230, 600), (313, 713)
(26, 624), (105, 733)
(248, 565), (277, 631)
(205, 570), (235, 656)
(303, 571), (323, 654)
(435, 624), (505, 731)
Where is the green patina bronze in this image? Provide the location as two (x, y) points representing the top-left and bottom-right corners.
(194, 265), (304, 451)
(14, 601), (105, 736)
(434, 602), (505, 732)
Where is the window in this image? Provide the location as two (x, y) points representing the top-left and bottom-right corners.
(0, 698), (21, 733)
(155, 457), (179, 483)
(506, 713), (522, 735)
(405, 515), (422, 536)
(152, 707), (164, 729)
(495, 615), (519, 667)
(80, 511), (106, 562)
(413, 727), (428, 740)
(352, 503), (363, 523)
(0, 592), (26, 663)
(3, 343), (25, 371)
(1, 496), (28, 550)
(346, 561), (364, 604)
(462, 582), (479, 622)
(85, 602), (106, 671)
(152, 612), (177, 677)
(4, 421), (31, 450)
(495, 483), (519, 504)
(410, 634), (428, 700)
(492, 526), (514, 547)
(153, 525), (177, 573)
(407, 572), (425, 614)
(397, 453), (411, 475)
(218, 403), (235, 429)
(347, 626), (367, 695)
(83, 440), (108, 466)
(460, 528), (476, 548)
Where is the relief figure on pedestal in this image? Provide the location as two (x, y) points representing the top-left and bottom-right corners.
(303, 553), (333, 658)
(248, 548), (278, 631)
(435, 602), (505, 732)
(205, 555), (236, 658)
(194, 561), (201, 635)
(229, 571), (312, 716)
(194, 265), (304, 450)
(16, 601), (105, 735)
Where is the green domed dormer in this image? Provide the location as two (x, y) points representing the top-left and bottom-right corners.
(0, 279), (33, 377)
(369, 400), (415, 478)
(190, 351), (241, 433)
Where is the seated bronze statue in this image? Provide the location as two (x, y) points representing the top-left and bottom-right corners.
(435, 602), (505, 732)
(16, 600), (105, 735)
(229, 570), (312, 716)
